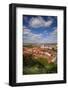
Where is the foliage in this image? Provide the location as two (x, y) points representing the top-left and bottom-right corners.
(23, 54), (57, 75)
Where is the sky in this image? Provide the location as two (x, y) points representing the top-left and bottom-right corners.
(23, 15), (57, 44)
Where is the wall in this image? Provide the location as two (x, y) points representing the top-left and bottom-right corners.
(0, 0), (68, 90)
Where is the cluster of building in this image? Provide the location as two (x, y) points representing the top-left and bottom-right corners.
(23, 45), (57, 63)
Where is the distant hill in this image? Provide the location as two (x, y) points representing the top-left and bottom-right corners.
(23, 43), (57, 46)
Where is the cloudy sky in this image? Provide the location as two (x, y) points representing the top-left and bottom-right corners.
(23, 15), (57, 44)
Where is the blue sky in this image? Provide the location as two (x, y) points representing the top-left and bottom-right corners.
(23, 15), (57, 44)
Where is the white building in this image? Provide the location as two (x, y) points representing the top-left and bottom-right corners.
(41, 45), (52, 49)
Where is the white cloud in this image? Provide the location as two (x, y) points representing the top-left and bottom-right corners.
(50, 27), (57, 36)
(46, 27), (57, 43)
(29, 16), (53, 28)
(23, 26), (57, 44)
(23, 26), (43, 43)
(23, 28), (30, 35)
